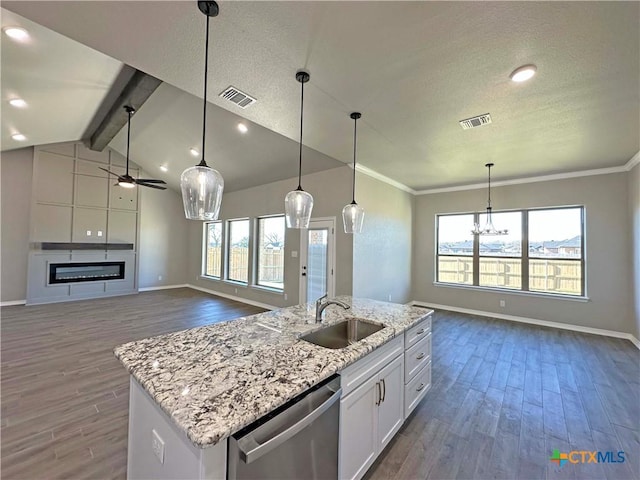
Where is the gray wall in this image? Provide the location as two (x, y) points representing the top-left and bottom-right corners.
(352, 172), (413, 304)
(1, 148), (34, 303)
(630, 163), (640, 339)
(189, 166), (354, 308)
(138, 174), (189, 289)
(412, 173), (634, 335)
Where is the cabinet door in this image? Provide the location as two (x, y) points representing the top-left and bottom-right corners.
(339, 375), (378, 480)
(377, 354), (404, 451)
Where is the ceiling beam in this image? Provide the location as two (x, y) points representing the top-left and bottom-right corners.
(83, 66), (162, 151)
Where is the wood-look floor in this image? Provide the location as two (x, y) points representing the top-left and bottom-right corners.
(1, 290), (639, 479)
(1, 288), (265, 479)
(366, 310), (640, 480)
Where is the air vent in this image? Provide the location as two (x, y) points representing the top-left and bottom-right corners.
(219, 86), (256, 109)
(459, 113), (492, 130)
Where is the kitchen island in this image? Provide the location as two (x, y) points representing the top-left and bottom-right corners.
(115, 296), (433, 479)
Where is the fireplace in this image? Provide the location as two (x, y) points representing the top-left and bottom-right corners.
(48, 261), (126, 284)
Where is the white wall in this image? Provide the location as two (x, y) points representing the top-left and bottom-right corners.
(1, 148), (34, 303)
(138, 176), (189, 288)
(188, 166), (354, 308)
(352, 172), (413, 304)
(412, 172), (634, 335)
(629, 162), (640, 339)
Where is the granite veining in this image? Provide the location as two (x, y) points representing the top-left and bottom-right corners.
(114, 296), (432, 448)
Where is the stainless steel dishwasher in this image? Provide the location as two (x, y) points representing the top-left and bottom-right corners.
(228, 375), (341, 480)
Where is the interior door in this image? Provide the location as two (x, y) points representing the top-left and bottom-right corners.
(299, 218), (335, 304)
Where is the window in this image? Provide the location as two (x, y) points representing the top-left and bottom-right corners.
(227, 219), (250, 283)
(256, 215), (285, 290)
(437, 214), (474, 285)
(436, 207), (584, 296)
(204, 221), (222, 278)
(529, 207), (583, 295)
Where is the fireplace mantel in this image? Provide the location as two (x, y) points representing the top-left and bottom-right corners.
(34, 242), (134, 251)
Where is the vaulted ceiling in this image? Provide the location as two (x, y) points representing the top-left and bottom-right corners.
(2, 1), (639, 192)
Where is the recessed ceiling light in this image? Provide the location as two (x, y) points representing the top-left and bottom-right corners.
(189, 147), (199, 157)
(3, 27), (29, 42)
(12, 133), (27, 141)
(9, 98), (27, 108)
(237, 123), (248, 134)
(160, 165), (168, 172)
(510, 64), (537, 82)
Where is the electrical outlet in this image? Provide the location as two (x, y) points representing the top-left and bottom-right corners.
(86, 230), (92, 236)
(158, 275), (163, 281)
(284, 293), (288, 301)
(291, 250), (298, 258)
(152, 429), (165, 464)
(388, 294), (392, 302)
(235, 288), (238, 294)
(500, 300), (506, 308)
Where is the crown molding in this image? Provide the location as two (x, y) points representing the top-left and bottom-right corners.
(414, 164), (630, 195)
(353, 164), (416, 194)
(625, 151), (640, 171)
(352, 150), (639, 197)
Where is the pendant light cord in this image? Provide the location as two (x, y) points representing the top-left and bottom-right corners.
(487, 164), (492, 208)
(297, 78), (305, 191)
(126, 108), (131, 176)
(351, 116), (358, 204)
(199, 13), (210, 168)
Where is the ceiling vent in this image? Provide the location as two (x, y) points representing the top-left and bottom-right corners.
(219, 86), (256, 109)
(459, 113), (492, 130)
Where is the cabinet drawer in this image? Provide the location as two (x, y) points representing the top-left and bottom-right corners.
(404, 361), (431, 419)
(404, 332), (431, 383)
(404, 317), (431, 350)
(339, 336), (403, 397)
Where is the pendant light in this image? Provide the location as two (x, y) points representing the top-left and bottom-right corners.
(284, 71), (313, 229)
(180, 1), (224, 221)
(342, 112), (365, 233)
(472, 163), (508, 235)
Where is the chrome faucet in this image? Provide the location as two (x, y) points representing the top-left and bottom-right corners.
(315, 293), (350, 323)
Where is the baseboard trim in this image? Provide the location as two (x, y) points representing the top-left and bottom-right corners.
(412, 301), (640, 350)
(187, 284), (277, 311)
(0, 299), (26, 307)
(139, 284), (189, 292)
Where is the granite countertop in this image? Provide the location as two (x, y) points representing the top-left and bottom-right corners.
(114, 296), (433, 448)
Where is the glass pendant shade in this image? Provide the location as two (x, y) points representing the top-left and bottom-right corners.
(285, 188), (313, 229)
(342, 202), (364, 234)
(180, 164), (224, 221)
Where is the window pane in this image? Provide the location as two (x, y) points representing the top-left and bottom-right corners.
(478, 211), (522, 257)
(257, 216), (285, 290)
(437, 256), (473, 285)
(227, 219), (249, 283)
(479, 258), (522, 289)
(437, 214), (474, 255)
(529, 208), (582, 259)
(529, 259), (582, 295)
(205, 222), (222, 277)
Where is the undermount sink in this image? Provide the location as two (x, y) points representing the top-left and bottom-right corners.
(301, 318), (385, 349)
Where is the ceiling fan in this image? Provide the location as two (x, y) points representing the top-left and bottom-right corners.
(100, 105), (167, 190)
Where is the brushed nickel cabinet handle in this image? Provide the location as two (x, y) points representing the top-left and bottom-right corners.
(416, 353), (425, 360)
(416, 328), (425, 335)
(416, 383), (426, 392)
(375, 382), (381, 406)
(381, 378), (386, 403)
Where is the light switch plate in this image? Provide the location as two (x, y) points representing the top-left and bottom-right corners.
(291, 250), (298, 258)
(152, 429), (165, 464)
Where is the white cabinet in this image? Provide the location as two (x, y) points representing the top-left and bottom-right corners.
(403, 317), (432, 418)
(339, 352), (404, 480)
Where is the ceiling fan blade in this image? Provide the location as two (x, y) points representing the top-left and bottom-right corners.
(137, 182), (167, 190)
(136, 178), (167, 184)
(99, 167), (120, 177)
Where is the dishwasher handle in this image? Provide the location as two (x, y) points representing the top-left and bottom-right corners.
(236, 384), (342, 464)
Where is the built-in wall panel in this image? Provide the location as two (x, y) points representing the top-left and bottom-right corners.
(75, 174), (109, 208)
(31, 204), (73, 242)
(72, 208), (108, 243)
(34, 152), (74, 205)
(108, 210), (137, 244)
(26, 142), (141, 305)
